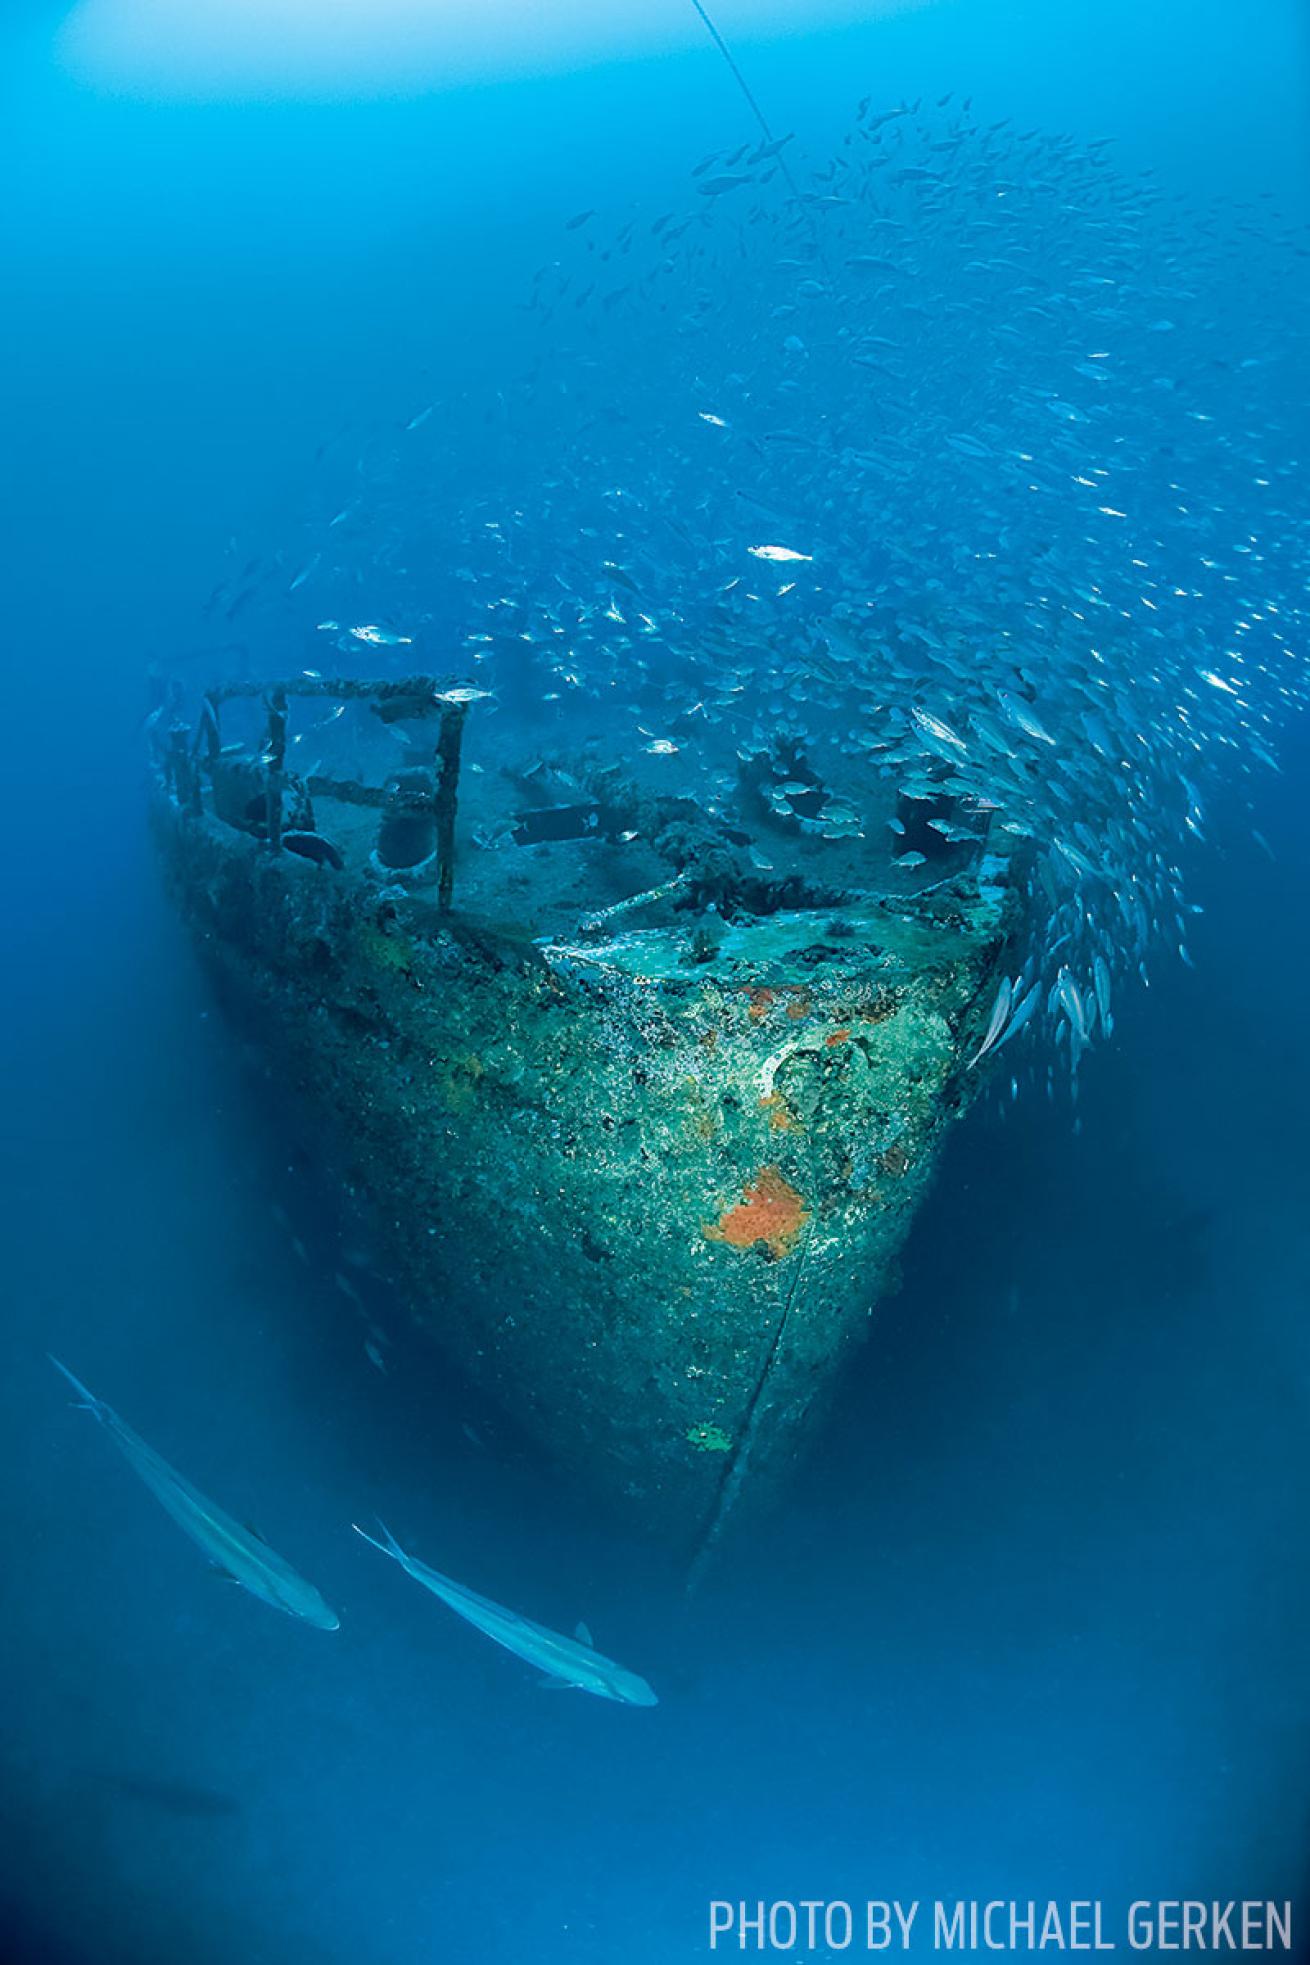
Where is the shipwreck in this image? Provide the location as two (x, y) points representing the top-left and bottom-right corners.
(148, 668), (1017, 1562)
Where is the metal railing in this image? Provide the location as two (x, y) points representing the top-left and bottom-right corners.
(152, 673), (484, 914)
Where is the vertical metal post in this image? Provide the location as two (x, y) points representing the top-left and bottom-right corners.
(263, 686), (288, 770)
(264, 687), (287, 851)
(434, 702), (468, 914)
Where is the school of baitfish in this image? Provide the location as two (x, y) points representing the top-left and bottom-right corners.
(204, 96), (1310, 1101)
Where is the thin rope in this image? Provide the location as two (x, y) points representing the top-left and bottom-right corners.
(685, 1212), (817, 1593)
(688, 0), (802, 198)
(689, 0), (776, 145)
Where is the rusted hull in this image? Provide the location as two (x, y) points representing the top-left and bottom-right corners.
(153, 792), (1012, 1552)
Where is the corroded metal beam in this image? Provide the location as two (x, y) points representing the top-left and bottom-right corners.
(434, 703), (468, 914)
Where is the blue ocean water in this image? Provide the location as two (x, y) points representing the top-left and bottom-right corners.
(3, 3), (1309, 1961)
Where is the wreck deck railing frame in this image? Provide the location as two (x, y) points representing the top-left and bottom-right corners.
(160, 674), (478, 913)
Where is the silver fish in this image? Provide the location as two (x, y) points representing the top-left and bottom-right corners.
(349, 624), (413, 647)
(911, 705), (969, 754)
(989, 984), (1038, 1055)
(434, 685), (493, 705)
(352, 1520), (657, 1706)
(996, 691), (1057, 745)
(968, 975), (1013, 1068)
(49, 1358), (339, 1631)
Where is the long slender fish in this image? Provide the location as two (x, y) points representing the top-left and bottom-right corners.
(49, 1357), (339, 1631)
(353, 1520), (657, 1706)
(967, 974), (1012, 1068)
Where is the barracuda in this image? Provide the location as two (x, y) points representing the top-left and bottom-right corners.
(49, 1358), (339, 1631)
(353, 1521), (657, 1706)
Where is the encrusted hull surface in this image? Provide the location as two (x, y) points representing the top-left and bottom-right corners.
(154, 793), (1012, 1553)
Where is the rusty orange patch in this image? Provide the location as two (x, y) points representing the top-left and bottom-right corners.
(785, 991), (812, 1021)
(824, 1026), (853, 1048)
(704, 1167), (808, 1258)
(741, 986), (776, 1022)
